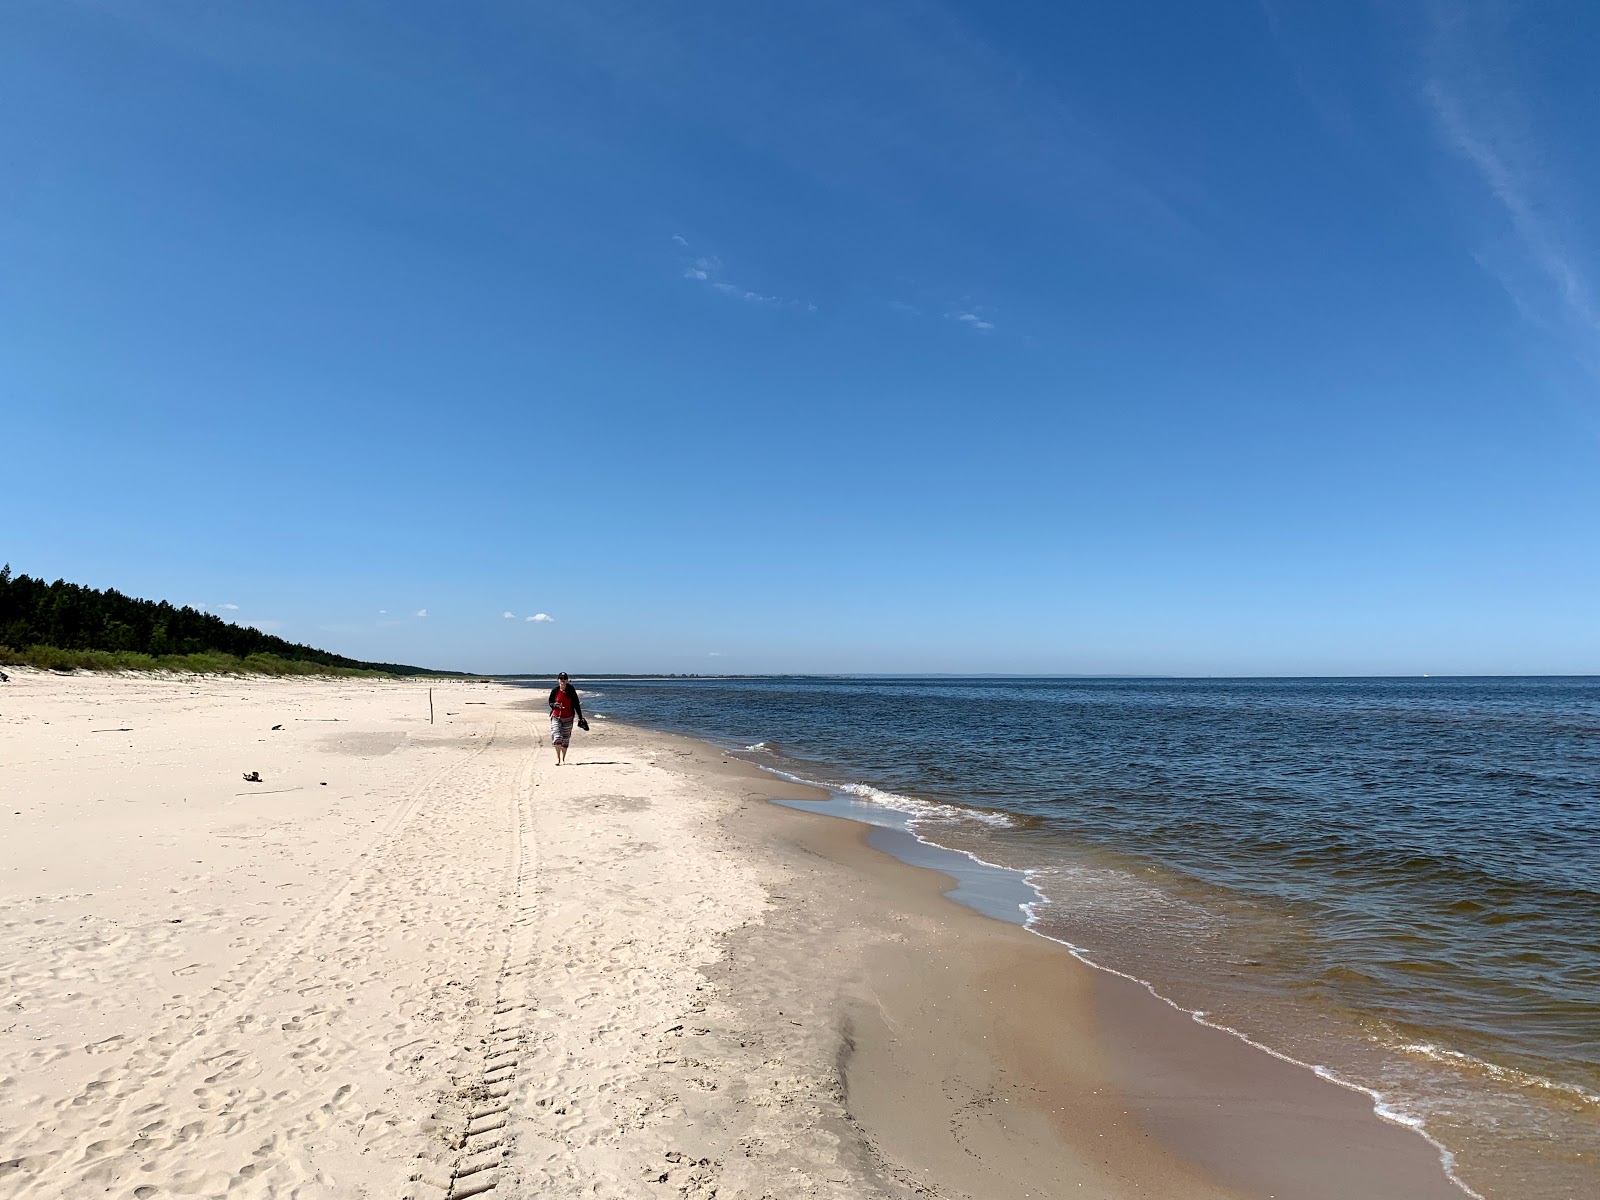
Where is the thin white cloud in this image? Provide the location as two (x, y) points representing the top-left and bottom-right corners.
(1255, 0), (1364, 151)
(710, 280), (818, 311)
(218, 602), (240, 611)
(671, 233), (689, 246)
(708, 651), (724, 657)
(888, 300), (923, 317)
(415, 608), (429, 618)
(527, 613), (554, 623)
(1425, 6), (1600, 379)
(378, 609), (387, 615)
(1428, 86), (1600, 334)
(502, 610), (517, 619)
(679, 249), (815, 311)
(550, 2), (1192, 252)
(683, 255), (719, 281)
(952, 310), (995, 332)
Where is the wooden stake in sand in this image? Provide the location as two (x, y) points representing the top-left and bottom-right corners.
(429, 687), (434, 725)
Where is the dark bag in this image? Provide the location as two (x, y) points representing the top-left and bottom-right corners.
(577, 718), (590, 732)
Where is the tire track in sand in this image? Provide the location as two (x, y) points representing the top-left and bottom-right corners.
(404, 736), (540, 1200)
(3, 724), (531, 1199)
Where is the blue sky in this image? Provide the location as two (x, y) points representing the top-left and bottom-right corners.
(4, 0), (1598, 675)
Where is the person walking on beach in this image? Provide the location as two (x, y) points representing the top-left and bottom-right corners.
(547, 672), (586, 765)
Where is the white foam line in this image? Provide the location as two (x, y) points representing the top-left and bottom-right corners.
(741, 756), (1483, 1200)
(1399, 1042), (1600, 1108)
(762, 765), (829, 789)
(754, 762), (1018, 829)
(1017, 907), (1484, 1199)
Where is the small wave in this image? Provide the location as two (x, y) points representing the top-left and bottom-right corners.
(1017, 909), (1484, 1199)
(836, 782), (1018, 828)
(744, 741), (773, 752)
(748, 752), (1479, 1196)
(752, 764), (1018, 829)
(1398, 1042), (1600, 1107)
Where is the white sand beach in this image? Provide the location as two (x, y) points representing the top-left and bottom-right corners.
(1, 672), (1466, 1199)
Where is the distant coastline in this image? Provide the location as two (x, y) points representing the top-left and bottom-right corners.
(0, 566), (457, 677)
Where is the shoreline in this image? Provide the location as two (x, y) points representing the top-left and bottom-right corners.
(752, 779), (1482, 1196)
(569, 678), (1600, 1200)
(0, 671), (1469, 1197)
(670, 730), (1468, 1200)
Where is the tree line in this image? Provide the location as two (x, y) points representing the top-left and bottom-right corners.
(0, 565), (446, 676)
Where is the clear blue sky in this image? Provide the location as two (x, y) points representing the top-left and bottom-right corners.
(4, 1), (1598, 675)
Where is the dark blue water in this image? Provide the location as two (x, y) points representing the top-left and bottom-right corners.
(553, 676), (1599, 1197)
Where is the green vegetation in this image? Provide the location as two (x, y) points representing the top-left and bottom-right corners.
(1, 645), (394, 677)
(0, 565), (453, 677)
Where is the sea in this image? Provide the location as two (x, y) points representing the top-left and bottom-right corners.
(538, 676), (1599, 1199)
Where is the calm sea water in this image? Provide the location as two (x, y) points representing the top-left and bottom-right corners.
(549, 676), (1599, 1198)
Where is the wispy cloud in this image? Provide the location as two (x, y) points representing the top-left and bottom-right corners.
(951, 309), (995, 332)
(677, 242), (816, 311)
(502, 610), (517, 619)
(708, 651), (724, 657)
(671, 233), (689, 246)
(415, 608), (429, 618)
(1256, 0), (1364, 150)
(892, 292), (1003, 336)
(527, 613), (554, 623)
(378, 609), (388, 615)
(249, 619), (285, 633)
(1424, 2), (1600, 380)
(682, 254), (719, 282)
(218, 602), (240, 611)
(546, 3), (1192, 255)
(711, 281), (816, 310)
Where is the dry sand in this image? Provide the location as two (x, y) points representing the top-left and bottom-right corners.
(0, 672), (1465, 1198)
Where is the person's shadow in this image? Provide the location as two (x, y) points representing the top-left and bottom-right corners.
(571, 760), (628, 766)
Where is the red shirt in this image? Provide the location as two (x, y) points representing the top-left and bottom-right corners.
(549, 685), (578, 721)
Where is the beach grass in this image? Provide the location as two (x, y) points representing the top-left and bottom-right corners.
(0, 644), (396, 677)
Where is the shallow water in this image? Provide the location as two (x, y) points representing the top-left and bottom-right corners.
(546, 676), (1600, 1197)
